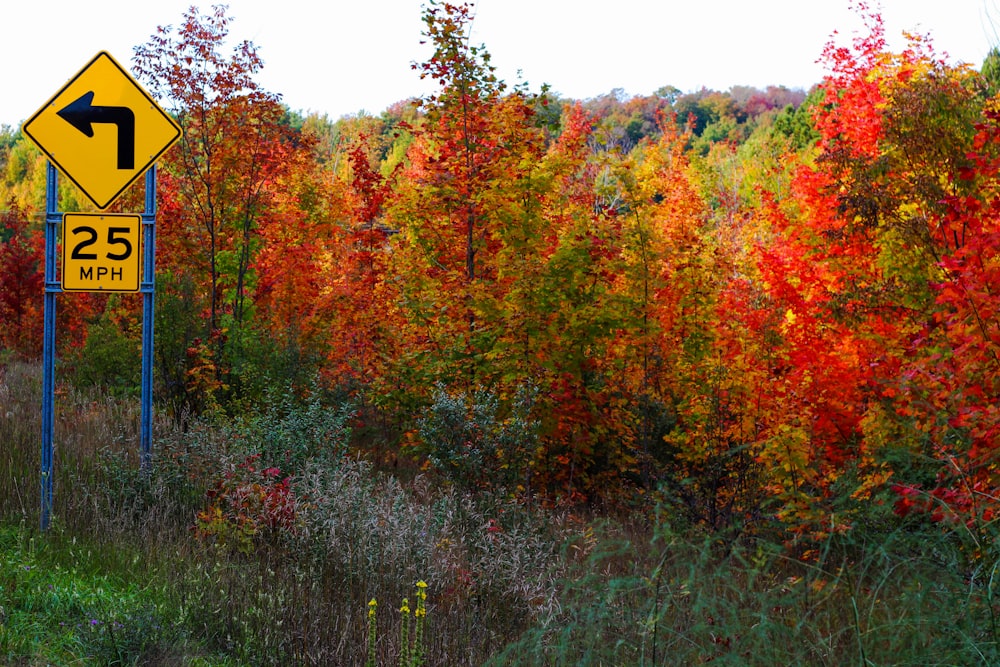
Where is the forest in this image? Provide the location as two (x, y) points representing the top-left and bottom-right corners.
(4, 1), (1000, 664)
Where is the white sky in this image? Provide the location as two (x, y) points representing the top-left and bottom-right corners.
(3, 0), (998, 128)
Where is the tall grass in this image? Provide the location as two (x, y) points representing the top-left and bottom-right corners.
(492, 522), (1000, 665)
(0, 361), (40, 520)
(3, 359), (1000, 664)
(0, 361), (566, 664)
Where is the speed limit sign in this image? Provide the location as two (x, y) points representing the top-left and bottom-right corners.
(62, 212), (142, 292)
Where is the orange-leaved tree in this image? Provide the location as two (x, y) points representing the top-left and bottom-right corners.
(385, 1), (551, 394)
(134, 5), (315, 410)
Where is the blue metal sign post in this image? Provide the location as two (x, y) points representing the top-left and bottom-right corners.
(140, 166), (157, 471)
(38, 164), (159, 531)
(40, 164), (59, 531)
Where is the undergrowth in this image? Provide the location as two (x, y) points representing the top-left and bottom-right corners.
(3, 360), (1000, 665)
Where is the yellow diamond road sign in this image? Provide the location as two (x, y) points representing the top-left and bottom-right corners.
(22, 51), (181, 210)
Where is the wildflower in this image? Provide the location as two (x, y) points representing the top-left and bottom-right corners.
(412, 581), (428, 666)
(415, 580), (427, 618)
(399, 597), (411, 666)
(366, 598), (378, 667)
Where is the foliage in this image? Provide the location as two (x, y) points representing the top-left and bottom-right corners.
(192, 454), (296, 554)
(66, 295), (142, 396)
(0, 199), (43, 357)
(187, 385), (353, 553)
(4, 0), (1000, 608)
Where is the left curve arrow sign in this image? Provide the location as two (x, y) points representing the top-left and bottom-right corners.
(57, 91), (135, 170)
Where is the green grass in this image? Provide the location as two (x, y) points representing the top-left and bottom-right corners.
(4, 359), (1000, 665)
(0, 523), (230, 665)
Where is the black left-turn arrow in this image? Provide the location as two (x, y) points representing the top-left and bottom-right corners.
(57, 91), (135, 170)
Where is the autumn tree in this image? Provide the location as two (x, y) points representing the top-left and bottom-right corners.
(309, 135), (399, 391)
(386, 0), (549, 392)
(133, 5), (313, 408)
(889, 92), (1000, 526)
(707, 4), (994, 535)
(384, 3), (657, 496)
(0, 199), (43, 356)
(248, 128), (333, 390)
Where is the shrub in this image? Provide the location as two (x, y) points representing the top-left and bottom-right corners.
(417, 382), (538, 492)
(194, 454), (299, 554)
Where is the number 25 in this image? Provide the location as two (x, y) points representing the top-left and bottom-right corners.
(69, 225), (133, 261)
